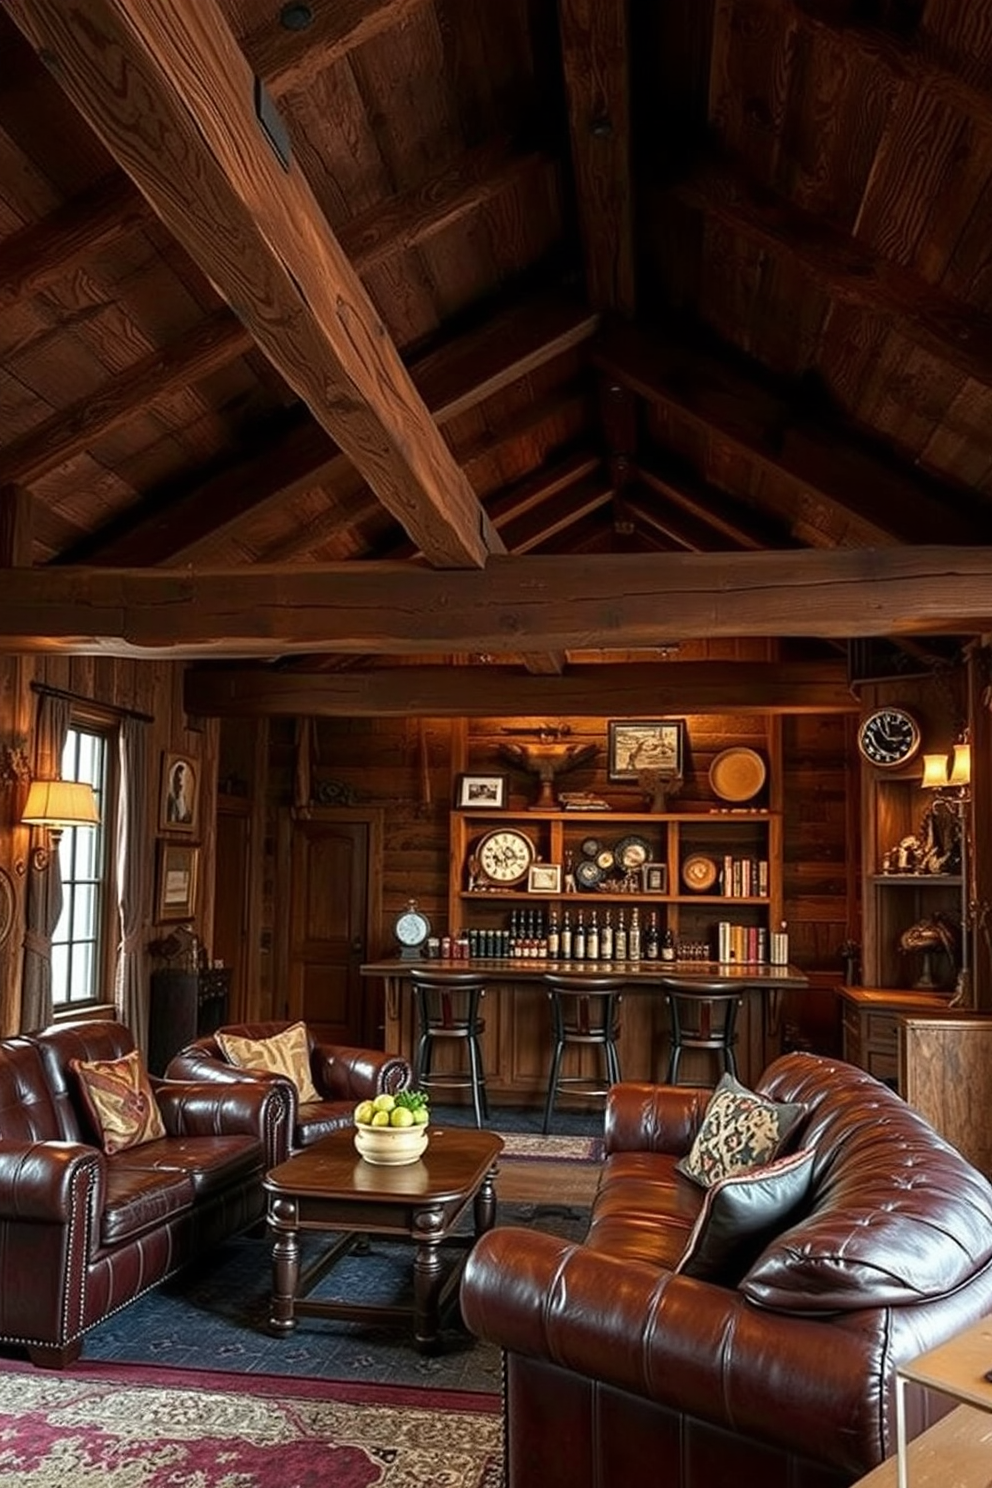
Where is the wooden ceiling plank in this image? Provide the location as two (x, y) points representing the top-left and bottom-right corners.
(242, 0), (432, 101)
(0, 172), (149, 310)
(2, 0), (496, 569)
(635, 452), (797, 551)
(0, 482), (32, 565)
(594, 320), (982, 545)
(497, 476), (613, 555)
(183, 659), (859, 717)
(558, 0), (634, 315)
(1, 547), (990, 655)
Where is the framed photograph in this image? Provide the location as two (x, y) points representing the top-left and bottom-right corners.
(528, 863), (562, 893)
(156, 840), (199, 922)
(455, 772), (508, 810)
(159, 752), (197, 832)
(608, 719), (686, 783)
(642, 862), (668, 894)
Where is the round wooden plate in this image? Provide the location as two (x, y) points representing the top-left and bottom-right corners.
(709, 747), (767, 803)
(682, 854), (718, 892)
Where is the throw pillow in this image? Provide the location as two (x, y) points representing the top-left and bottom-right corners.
(70, 1049), (166, 1156)
(217, 1022), (320, 1103)
(675, 1146), (817, 1281)
(675, 1071), (806, 1188)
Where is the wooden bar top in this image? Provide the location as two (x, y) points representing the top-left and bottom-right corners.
(361, 957), (808, 990)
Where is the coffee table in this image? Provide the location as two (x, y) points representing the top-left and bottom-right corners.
(262, 1125), (503, 1353)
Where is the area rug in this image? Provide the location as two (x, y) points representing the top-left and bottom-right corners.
(0, 1357), (500, 1486)
(498, 1131), (603, 1162)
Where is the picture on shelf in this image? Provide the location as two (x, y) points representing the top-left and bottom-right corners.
(159, 751), (197, 832)
(608, 719), (685, 782)
(528, 863), (562, 893)
(641, 862), (668, 894)
(455, 772), (508, 809)
(155, 840), (199, 922)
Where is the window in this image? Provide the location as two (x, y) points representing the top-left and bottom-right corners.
(51, 724), (113, 1009)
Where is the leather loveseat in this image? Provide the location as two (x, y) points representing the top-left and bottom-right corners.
(461, 1052), (992, 1488)
(0, 1018), (288, 1368)
(166, 1020), (411, 1167)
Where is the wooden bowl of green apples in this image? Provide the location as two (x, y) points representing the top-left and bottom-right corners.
(353, 1089), (430, 1165)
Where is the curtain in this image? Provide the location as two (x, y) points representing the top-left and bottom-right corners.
(115, 716), (151, 1053)
(20, 692), (70, 1032)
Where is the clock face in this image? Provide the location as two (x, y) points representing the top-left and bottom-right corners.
(857, 707), (922, 769)
(395, 907), (430, 947)
(476, 828), (535, 885)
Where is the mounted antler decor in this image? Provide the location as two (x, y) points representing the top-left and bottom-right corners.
(498, 736), (598, 811)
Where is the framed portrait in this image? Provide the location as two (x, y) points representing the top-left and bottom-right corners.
(155, 840), (199, 922)
(641, 862), (668, 894)
(607, 719), (686, 783)
(455, 772), (508, 810)
(159, 752), (197, 832)
(528, 863), (562, 893)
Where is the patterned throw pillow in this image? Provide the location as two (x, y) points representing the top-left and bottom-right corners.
(217, 1022), (320, 1104)
(70, 1049), (167, 1156)
(675, 1146), (816, 1280)
(675, 1072), (806, 1188)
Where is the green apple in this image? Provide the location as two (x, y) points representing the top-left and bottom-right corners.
(411, 1106), (429, 1125)
(370, 1109), (391, 1127)
(372, 1093), (396, 1113)
(354, 1099), (375, 1126)
(390, 1107), (414, 1127)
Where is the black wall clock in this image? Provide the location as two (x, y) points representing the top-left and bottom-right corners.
(856, 707), (922, 769)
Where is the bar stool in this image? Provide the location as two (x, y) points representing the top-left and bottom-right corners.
(659, 977), (744, 1085)
(408, 968), (489, 1128)
(540, 973), (624, 1134)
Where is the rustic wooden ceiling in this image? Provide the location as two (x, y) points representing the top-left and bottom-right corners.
(2, 0), (992, 692)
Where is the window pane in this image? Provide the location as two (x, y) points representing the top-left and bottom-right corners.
(70, 939), (96, 1003)
(72, 883), (97, 939)
(51, 724), (111, 1009)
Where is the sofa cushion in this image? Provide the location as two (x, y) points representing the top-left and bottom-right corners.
(675, 1072), (805, 1188)
(69, 1049), (166, 1155)
(675, 1146), (816, 1281)
(99, 1164), (196, 1248)
(113, 1134), (262, 1201)
(217, 1022), (320, 1103)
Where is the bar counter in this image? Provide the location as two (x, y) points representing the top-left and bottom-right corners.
(361, 957), (809, 1101)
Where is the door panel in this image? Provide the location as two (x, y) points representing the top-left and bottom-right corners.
(288, 817), (369, 1045)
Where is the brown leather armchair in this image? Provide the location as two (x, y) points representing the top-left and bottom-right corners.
(166, 1020), (411, 1167)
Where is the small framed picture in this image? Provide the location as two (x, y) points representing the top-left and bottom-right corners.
(608, 719), (686, 783)
(160, 751), (197, 832)
(528, 863), (562, 893)
(642, 862), (668, 894)
(455, 772), (508, 809)
(156, 840), (199, 922)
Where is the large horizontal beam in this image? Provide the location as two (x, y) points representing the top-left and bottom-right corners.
(0, 549), (989, 657)
(184, 661), (858, 718)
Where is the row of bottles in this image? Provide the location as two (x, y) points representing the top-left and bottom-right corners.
(457, 907), (678, 962)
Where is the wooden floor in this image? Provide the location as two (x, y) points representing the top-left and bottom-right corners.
(497, 1156), (601, 1207)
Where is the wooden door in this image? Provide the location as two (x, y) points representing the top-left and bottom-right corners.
(284, 811), (382, 1046)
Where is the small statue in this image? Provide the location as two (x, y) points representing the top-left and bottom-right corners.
(899, 913), (958, 989)
(637, 768), (683, 813)
(498, 739), (598, 810)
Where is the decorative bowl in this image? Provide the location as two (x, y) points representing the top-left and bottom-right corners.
(354, 1120), (430, 1166)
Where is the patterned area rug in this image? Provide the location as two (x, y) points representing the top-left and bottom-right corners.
(0, 1358), (501, 1487)
(498, 1131), (604, 1161)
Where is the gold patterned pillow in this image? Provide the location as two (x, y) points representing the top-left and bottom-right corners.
(216, 1022), (320, 1104)
(70, 1049), (166, 1156)
(675, 1072), (806, 1188)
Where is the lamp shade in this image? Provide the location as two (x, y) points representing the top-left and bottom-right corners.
(21, 779), (100, 829)
(920, 753), (950, 790)
(948, 742), (972, 788)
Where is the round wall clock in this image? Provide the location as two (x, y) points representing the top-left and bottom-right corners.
(394, 899), (431, 958)
(856, 707), (922, 769)
(475, 827), (536, 885)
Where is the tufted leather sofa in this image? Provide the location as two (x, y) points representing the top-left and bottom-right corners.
(0, 1018), (288, 1368)
(461, 1052), (992, 1488)
(166, 1020), (411, 1167)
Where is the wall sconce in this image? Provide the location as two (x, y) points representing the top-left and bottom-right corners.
(21, 780), (100, 869)
(921, 741), (972, 794)
(920, 735), (972, 1004)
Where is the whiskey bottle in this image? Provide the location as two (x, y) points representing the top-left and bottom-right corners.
(574, 909), (586, 961)
(601, 908), (614, 961)
(661, 925), (676, 962)
(614, 908), (628, 962)
(587, 908), (600, 962)
(547, 909), (560, 958)
(629, 906), (642, 962)
(644, 910), (660, 960)
(561, 909), (573, 959)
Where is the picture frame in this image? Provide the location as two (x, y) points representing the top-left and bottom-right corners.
(455, 772), (508, 810)
(527, 863), (562, 893)
(641, 862), (668, 894)
(155, 840), (199, 922)
(159, 751), (197, 832)
(607, 719), (686, 783)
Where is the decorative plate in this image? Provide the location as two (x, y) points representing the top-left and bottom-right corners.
(682, 854), (719, 892)
(596, 847), (616, 872)
(709, 747), (767, 803)
(580, 837), (602, 858)
(575, 858), (605, 890)
(614, 834), (652, 871)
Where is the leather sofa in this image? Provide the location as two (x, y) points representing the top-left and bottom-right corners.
(0, 1018), (288, 1368)
(166, 1020), (411, 1167)
(461, 1052), (992, 1488)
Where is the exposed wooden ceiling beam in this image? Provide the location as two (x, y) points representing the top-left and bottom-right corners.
(242, 0), (431, 100)
(1, 548), (989, 656)
(634, 452), (800, 551)
(594, 320), (983, 546)
(183, 660), (859, 718)
(3, 0), (497, 568)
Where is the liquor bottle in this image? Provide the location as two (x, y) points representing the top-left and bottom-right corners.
(587, 908), (600, 961)
(614, 908), (628, 961)
(661, 925), (676, 962)
(574, 909), (586, 961)
(561, 908), (573, 959)
(629, 906), (642, 962)
(644, 910), (660, 960)
(601, 908), (614, 961)
(547, 909), (560, 958)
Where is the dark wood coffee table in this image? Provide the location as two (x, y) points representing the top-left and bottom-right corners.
(262, 1125), (503, 1353)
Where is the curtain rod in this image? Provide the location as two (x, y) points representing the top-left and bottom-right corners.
(30, 681), (154, 724)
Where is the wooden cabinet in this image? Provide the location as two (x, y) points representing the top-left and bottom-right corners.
(838, 985), (952, 1090)
(148, 967), (231, 1075)
(900, 1014), (992, 1178)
